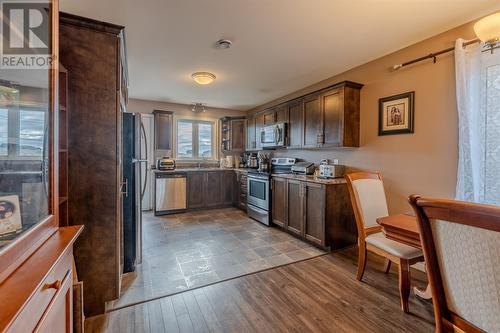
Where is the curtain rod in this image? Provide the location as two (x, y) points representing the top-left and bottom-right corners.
(392, 38), (480, 70)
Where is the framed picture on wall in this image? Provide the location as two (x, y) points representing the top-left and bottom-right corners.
(378, 91), (414, 135)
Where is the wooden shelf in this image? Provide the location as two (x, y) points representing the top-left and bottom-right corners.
(59, 67), (69, 227)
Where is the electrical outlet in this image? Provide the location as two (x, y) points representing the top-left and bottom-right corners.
(333, 159), (339, 165)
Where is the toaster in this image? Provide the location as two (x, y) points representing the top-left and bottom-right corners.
(291, 162), (315, 175)
(319, 164), (345, 178)
(156, 157), (175, 170)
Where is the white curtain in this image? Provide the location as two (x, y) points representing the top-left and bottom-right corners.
(455, 38), (500, 205)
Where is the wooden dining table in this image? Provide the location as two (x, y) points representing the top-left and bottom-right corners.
(377, 213), (432, 299)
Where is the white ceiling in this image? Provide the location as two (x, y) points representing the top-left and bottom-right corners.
(59, 0), (500, 110)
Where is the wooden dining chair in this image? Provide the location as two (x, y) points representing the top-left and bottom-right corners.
(409, 195), (500, 333)
(345, 172), (424, 313)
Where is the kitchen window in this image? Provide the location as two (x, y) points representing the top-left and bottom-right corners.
(0, 108), (7, 156)
(19, 109), (46, 156)
(175, 119), (216, 160)
(0, 107), (47, 158)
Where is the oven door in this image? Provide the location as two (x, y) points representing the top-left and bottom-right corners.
(247, 175), (269, 210)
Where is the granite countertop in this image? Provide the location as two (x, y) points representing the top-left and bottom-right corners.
(272, 173), (347, 185)
(154, 167), (251, 173)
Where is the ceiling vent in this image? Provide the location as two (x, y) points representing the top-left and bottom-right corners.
(216, 39), (232, 49)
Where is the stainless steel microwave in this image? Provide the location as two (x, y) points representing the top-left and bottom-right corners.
(260, 122), (287, 148)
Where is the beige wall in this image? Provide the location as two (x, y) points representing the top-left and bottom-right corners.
(127, 99), (247, 161)
(127, 99), (246, 118)
(250, 20), (481, 214)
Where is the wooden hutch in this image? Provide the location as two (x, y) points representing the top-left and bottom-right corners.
(0, 0), (83, 332)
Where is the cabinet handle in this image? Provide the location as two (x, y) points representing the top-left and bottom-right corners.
(44, 280), (62, 290)
(121, 178), (128, 197)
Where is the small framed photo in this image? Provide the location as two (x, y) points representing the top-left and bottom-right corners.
(0, 195), (22, 236)
(378, 91), (414, 135)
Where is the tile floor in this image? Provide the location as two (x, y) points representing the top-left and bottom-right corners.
(107, 208), (326, 310)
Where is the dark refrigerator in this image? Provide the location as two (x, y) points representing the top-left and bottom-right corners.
(122, 113), (148, 273)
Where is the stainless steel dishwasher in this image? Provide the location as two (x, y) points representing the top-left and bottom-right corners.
(155, 173), (187, 215)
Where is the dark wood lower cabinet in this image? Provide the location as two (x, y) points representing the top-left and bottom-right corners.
(206, 172), (222, 208)
(236, 172), (247, 211)
(271, 177), (287, 228)
(221, 171), (236, 206)
(187, 172), (206, 209)
(286, 180), (304, 236)
(272, 176), (357, 250)
(304, 183), (326, 245)
(186, 170), (238, 210)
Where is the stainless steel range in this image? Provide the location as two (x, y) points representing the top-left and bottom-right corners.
(247, 171), (270, 225)
(246, 158), (296, 226)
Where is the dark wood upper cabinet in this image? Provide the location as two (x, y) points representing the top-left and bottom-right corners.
(286, 180), (304, 236)
(321, 88), (343, 147)
(187, 172), (206, 209)
(246, 81), (362, 150)
(221, 117), (245, 152)
(341, 84), (362, 147)
(286, 99), (303, 149)
(262, 106), (287, 127)
(205, 172), (222, 208)
(246, 117), (256, 150)
(275, 105), (288, 123)
(231, 119), (246, 151)
(255, 114), (265, 150)
(304, 183), (326, 246)
(271, 177), (287, 228)
(263, 111), (277, 125)
(302, 94), (322, 148)
(316, 82), (363, 148)
(153, 110), (173, 151)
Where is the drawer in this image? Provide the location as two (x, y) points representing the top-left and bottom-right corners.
(34, 268), (73, 333)
(8, 251), (72, 333)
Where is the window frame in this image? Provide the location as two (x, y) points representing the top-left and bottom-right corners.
(18, 107), (47, 157)
(174, 116), (218, 161)
(0, 104), (48, 160)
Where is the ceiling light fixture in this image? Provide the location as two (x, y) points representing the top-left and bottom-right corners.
(192, 103), (207, 113)
(0, 80), (19, 94)
(216, 39), (232, 49)
(191, 72), (216, 85)
(474, 12), (500, 45)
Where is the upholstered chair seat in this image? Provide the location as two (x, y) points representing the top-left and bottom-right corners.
(345, 172), (425, 313)
(365, 232), (422, 259)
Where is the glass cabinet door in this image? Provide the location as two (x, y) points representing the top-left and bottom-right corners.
(0, 0), (57, 251)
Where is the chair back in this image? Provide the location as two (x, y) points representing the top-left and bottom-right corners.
(345, 172), (389, 240)
(409, 195), (500, 333)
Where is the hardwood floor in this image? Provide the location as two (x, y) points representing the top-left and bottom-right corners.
(86, 247), (435, 332)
